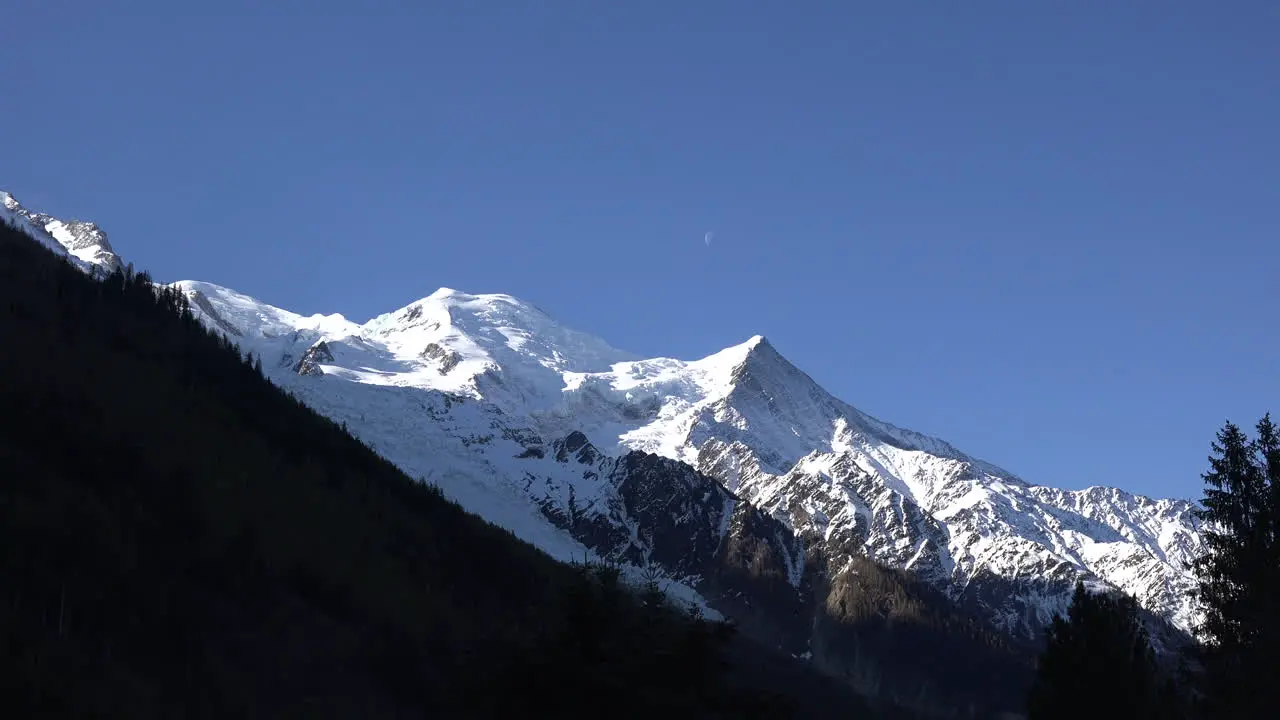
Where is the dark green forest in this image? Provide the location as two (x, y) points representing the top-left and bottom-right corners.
(0, 219), (904, 718)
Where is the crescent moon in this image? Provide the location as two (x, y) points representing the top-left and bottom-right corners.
(704, 231), (714, 246)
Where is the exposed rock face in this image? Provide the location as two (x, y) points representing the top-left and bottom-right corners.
(293, 341), (334, 376)
(519, 429), (1032, 712)
(420, 342), (462, 374)
(0, 192), (122, 274)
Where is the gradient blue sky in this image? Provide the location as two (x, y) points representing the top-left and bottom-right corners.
(3, 2), (1277, 500)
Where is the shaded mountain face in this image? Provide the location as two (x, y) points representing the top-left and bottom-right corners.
(4, 189), (1203, 707)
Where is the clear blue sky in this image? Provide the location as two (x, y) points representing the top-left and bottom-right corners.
(3, 2), (1276, 501)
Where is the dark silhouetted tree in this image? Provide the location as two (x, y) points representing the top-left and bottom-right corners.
(1189, 415), (1280, 718)
(1027, 581), (1167, 720)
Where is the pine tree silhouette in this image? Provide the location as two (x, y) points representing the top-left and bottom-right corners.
(1027, 582), (1166, 719)
(1189, 415), (1280, 718)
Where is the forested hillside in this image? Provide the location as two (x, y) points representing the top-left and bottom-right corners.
(0, 219), (907, 719)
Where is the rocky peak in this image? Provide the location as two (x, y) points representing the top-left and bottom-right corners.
(0, 190), (122, 273)
(726, 335), (827, 409)
(554, 430), (600, 465)
(47, 218), (114, 252)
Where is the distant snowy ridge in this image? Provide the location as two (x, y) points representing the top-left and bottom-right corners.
(1, 191), (122, 274)
(4, 188), (1205, 642)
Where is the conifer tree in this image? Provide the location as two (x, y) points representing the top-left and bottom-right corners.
(1189, 415), (1280, 718)
(1027, 581), (1162, 720)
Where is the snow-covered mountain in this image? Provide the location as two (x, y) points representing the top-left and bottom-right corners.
(1, 191), (122, 275)
(2, 190), (1204, 650)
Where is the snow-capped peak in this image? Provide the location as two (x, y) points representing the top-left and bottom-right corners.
(368, 289), (630, 368)
(721, 333), (769, 355)
(171, 280), (361, 340)
(0, 190), (122, 274)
